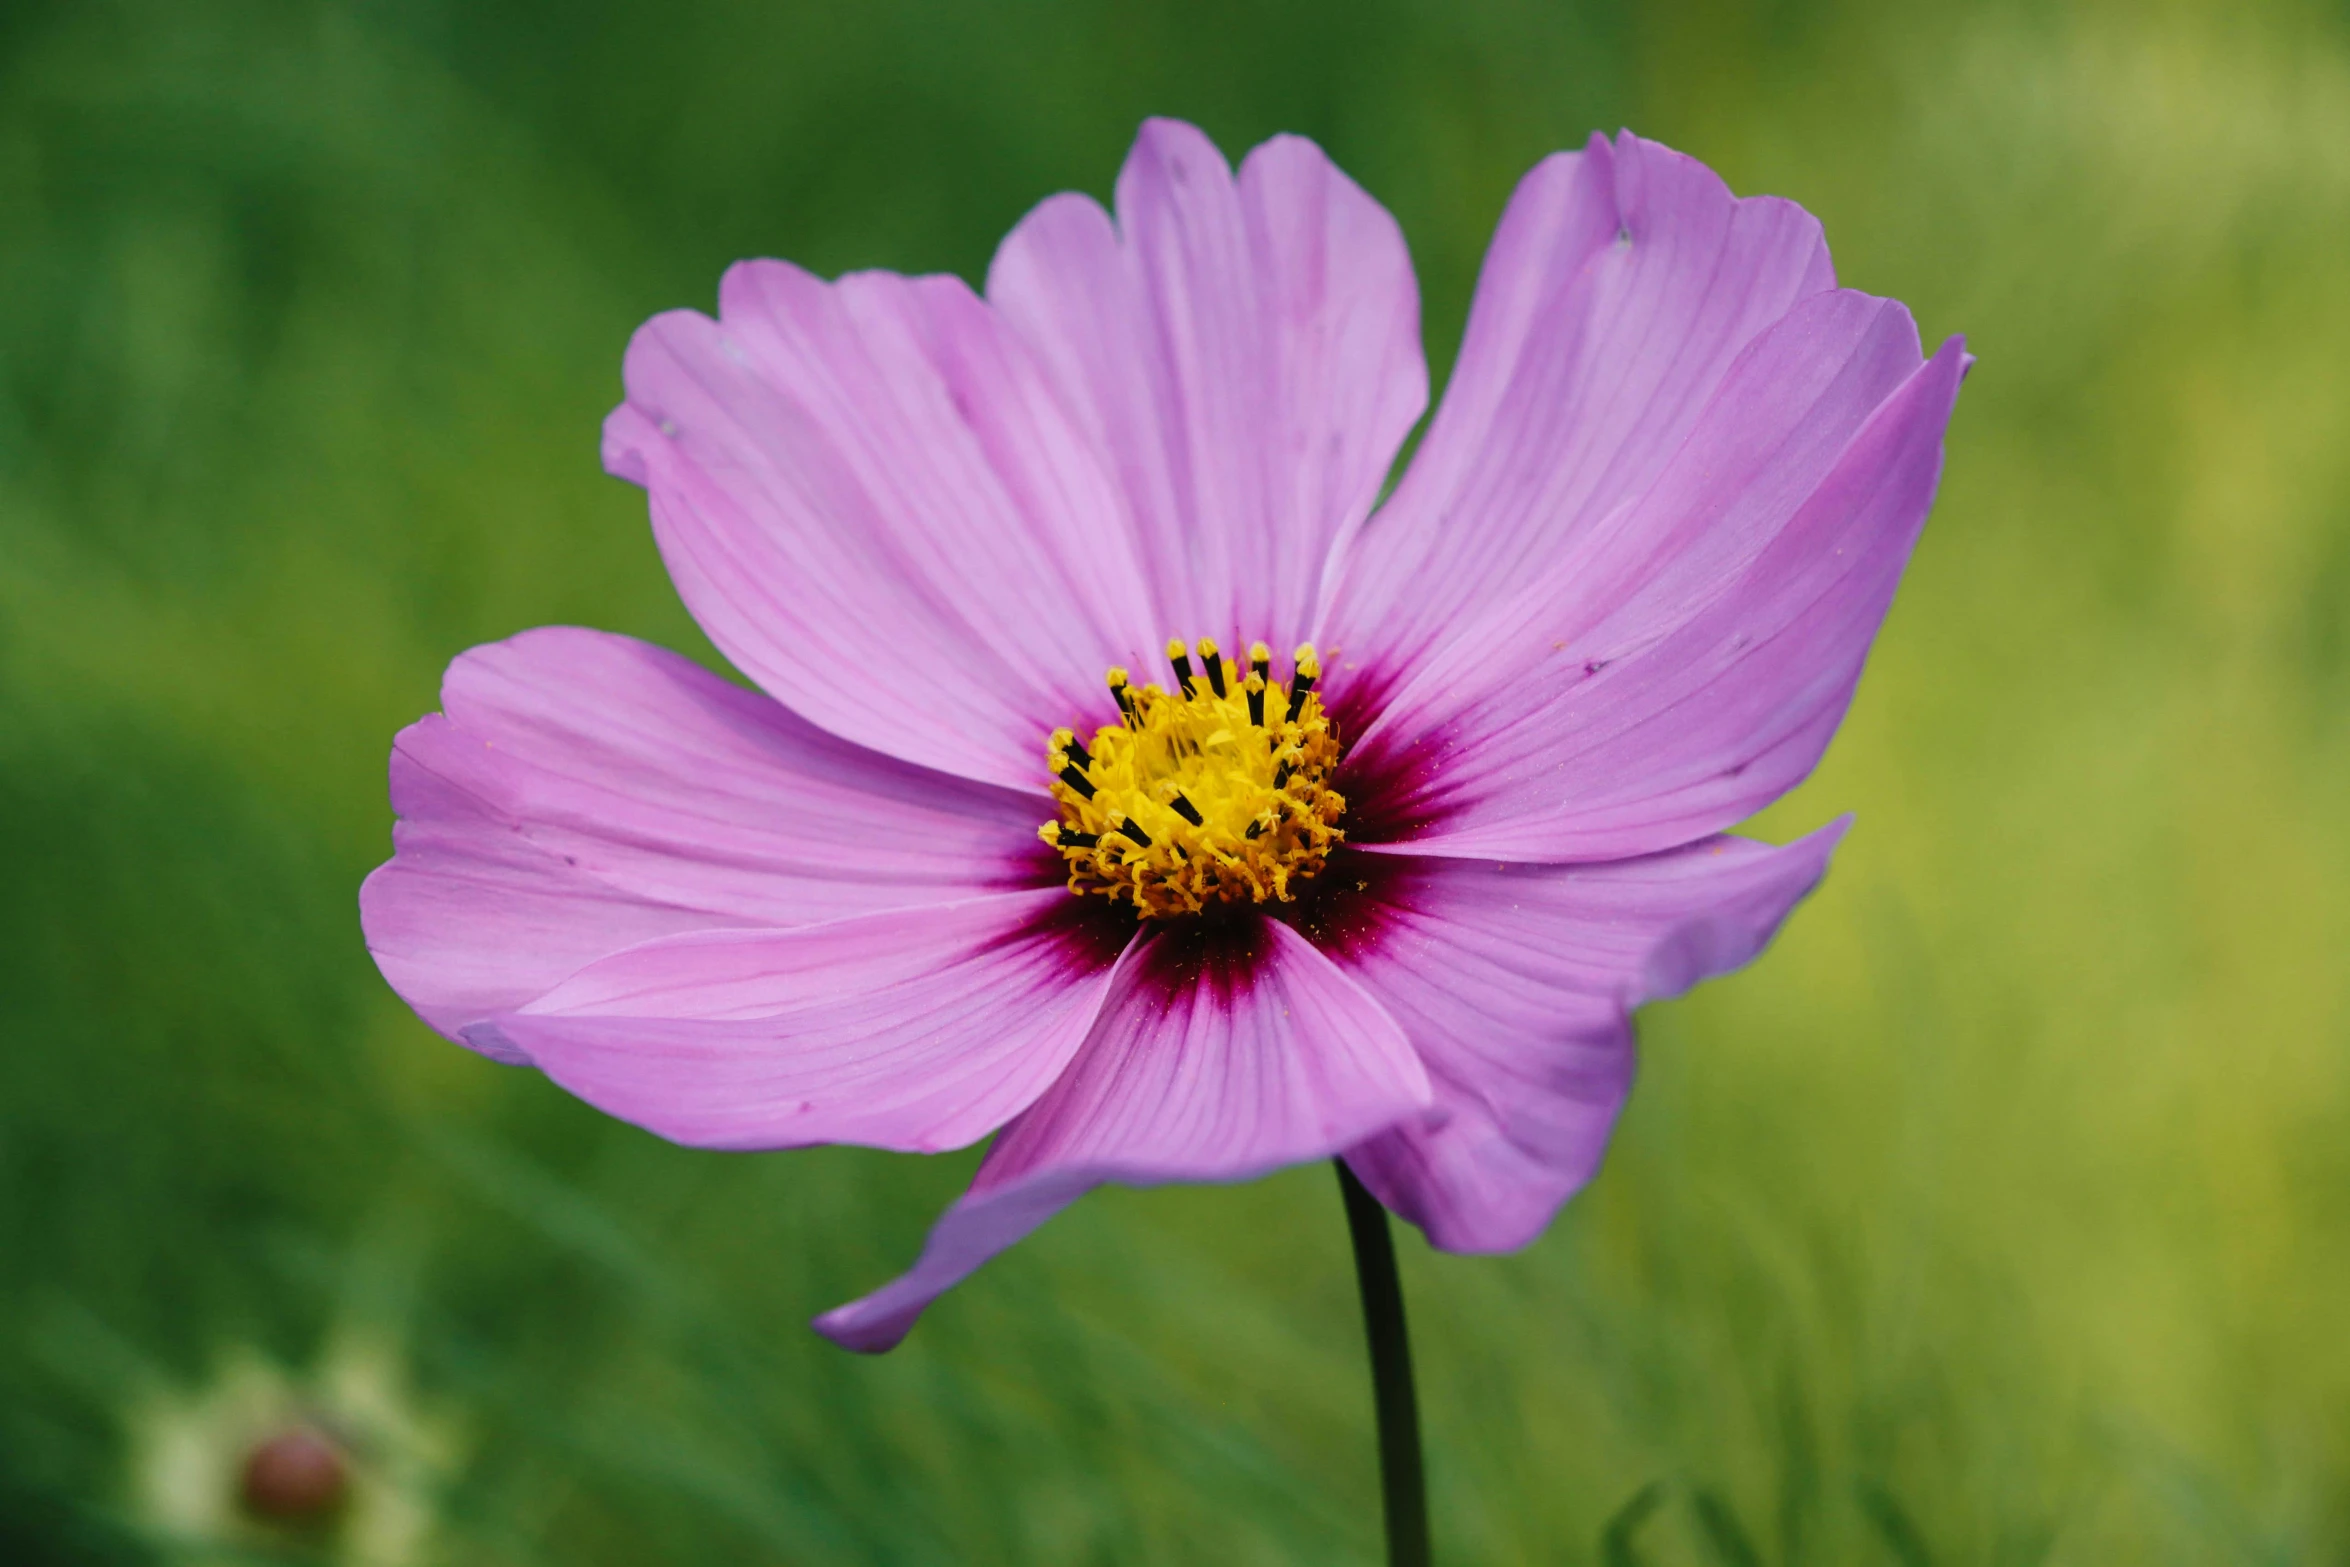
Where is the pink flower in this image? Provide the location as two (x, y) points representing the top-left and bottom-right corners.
(362, 120), (1964, 1352)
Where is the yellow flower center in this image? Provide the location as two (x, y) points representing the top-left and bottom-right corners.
(1041, 638), (1345, 918)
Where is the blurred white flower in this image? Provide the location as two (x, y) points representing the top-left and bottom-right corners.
(124, 1329), (462, 1565)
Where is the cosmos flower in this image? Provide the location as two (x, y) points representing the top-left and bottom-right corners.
(362, 119), (1964, 1352)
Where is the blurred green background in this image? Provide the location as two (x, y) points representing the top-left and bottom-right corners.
(4, 0), (2348, 1561)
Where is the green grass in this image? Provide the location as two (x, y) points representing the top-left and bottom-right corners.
(3, 0), (2347, 1560)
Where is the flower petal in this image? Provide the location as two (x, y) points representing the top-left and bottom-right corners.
(813, 915), (1430, 1351)
(1314, 826), (1844, 1252)
(482, 890), (1132, 1153)
(360, 627), (1051, 1056)
(986, 118), (1427, 650)
(1317, 131), (1837, 700)
(1347, 303), (1965, 859)
(603, 264), (1162, 790)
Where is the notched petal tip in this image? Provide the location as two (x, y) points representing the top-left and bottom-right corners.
(810, 1303), (906, 1355)
(599, 401), (659, 488)
(1128, 114), (1231, 174)
(1633, 817), (1851, 1006)
(716, 255), (822, 316)
(453, 1020), (531, 1066)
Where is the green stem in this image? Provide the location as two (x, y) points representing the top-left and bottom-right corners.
(1336, 1160), (1431, 1567)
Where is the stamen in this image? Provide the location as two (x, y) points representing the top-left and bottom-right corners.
(1291, 643), (1320, 707)
(1166, 637), (1196, 696)
(1043, 634), (1345, 917)
(1198, 637), (1226, 697)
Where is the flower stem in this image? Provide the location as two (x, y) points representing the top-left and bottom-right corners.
(1336, 1159), (1430, 1567)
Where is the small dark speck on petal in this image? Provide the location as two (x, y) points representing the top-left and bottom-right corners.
(1584, 659), (1609, 676)
(563, 855), (577, 866)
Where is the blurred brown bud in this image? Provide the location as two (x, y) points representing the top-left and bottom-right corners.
(238, 1423), (348, 1521)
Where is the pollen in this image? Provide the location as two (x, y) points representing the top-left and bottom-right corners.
(1040, 638), (1343, 918)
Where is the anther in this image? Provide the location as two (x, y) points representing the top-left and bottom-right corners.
(1198, 637), (1226, 697)
(1166, 637), (1196, 696)
(1290, 643), (1320, 707)
(1050, 634), (1345, 916)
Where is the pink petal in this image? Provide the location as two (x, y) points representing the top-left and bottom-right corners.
(986, 118), (1427, 651)
(603, 264), (1162, 791)
(479, 890), (1132, 1154)
(1347, 305), (1966, 860)
(1317, 825), (1844, 1252)
(1316, 131), (1838, 699)
(813, 915), (1431, 1351)
(360, 627), (1051, 1056)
